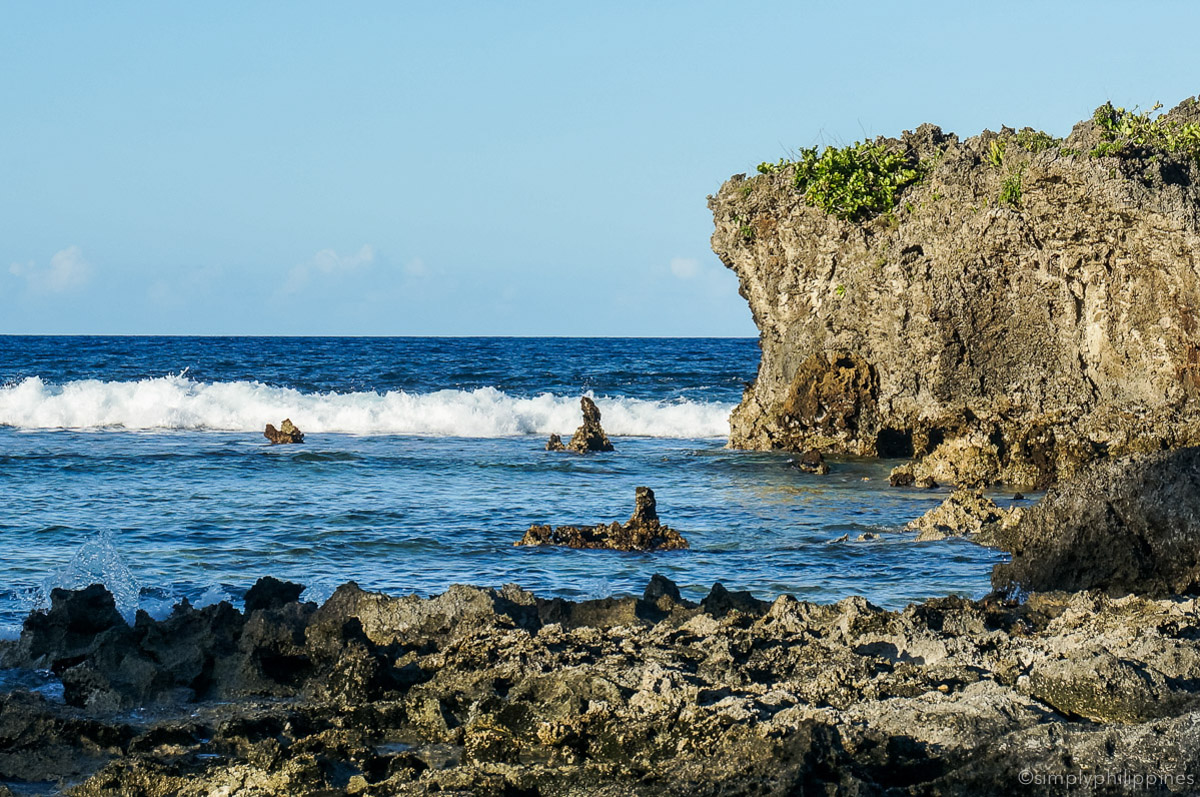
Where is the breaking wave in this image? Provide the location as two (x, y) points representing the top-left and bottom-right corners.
(0, 375), (733, 438)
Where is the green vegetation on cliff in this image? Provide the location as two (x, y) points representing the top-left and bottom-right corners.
(1092, 101), (1200, 162)
(757, 141), (921, 222)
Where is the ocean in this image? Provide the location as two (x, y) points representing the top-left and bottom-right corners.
(0, 336), (1007, 634)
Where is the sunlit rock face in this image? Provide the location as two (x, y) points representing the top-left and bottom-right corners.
(711, 95), (1200, 488)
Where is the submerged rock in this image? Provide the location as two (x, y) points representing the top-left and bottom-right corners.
(712, 95), (1200, 487)
(791, 449), (830, 474)
(908, 489), (1022, 543)
(545, 433), (567, 451)
(566, 396), (614, 453)
(994, 446), (1200, 595)
(516, 486), (688, 551)
(264, 418), (304, 444)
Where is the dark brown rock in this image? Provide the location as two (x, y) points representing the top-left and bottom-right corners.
(993, 447), (1200, 595)
(888, 465), (915, 487)
(516, 487), (688, 551)
(264, 418), (304, 444)
(243, 576), (306, 614)
(566, 396), (614, 453)
(793, 449), (830, 475)
(545, 433), (566, 451)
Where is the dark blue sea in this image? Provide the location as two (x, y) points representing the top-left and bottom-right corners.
(0, 336), (1007, 634)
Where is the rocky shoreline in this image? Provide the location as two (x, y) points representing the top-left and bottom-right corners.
(1, 568), (1198, 796)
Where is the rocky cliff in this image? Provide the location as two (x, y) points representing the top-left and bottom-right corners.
(711, 96), (1200, 487)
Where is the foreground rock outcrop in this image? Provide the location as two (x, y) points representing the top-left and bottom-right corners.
(994, 446), (1200, 596)
(4, 580), (1200, 795)
(264, 418), (304, 444)
(516, 487), (688, 551)
(711, 95), (1200, 488)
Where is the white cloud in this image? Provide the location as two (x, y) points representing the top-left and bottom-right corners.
(283, 244), (375, 294)
(9, 246), (93, 293)
(403, 257), (429, 277)
(669, 257), (702, 280)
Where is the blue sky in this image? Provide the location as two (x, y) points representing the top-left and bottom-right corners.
(2, 2), (1197, 336)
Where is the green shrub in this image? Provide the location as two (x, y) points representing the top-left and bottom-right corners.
(999, 167), (1024, 209)
(987, 139), (1006, 169)
(1091, 102), (1200, 163)
(758, 140), (921, 221)
(1015, 129), (1060, 153)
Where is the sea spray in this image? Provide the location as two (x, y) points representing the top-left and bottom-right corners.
(0, 375), (733, 438)
(38, 531), (141, 624)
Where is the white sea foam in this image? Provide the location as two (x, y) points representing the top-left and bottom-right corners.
(0, 375), (733, 438)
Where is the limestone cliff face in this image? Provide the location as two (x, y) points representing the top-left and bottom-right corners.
(711, 97), (1200, 487)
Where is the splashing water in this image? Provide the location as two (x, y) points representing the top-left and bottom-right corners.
(38, 532), (142, 624)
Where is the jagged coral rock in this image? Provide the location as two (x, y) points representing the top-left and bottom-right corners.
(567, 396), (614, 453)
(516, 487), (688, 551)
(264, 418), (304, 444)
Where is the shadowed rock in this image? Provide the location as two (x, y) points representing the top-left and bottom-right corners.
(516, 487), (688, 551)
(545, 433), (566, 451)
(994, 447), (1200, 595)
(264, 418), (304, 444)
(243, 576), (306, 614)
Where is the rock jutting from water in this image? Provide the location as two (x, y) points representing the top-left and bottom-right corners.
(545, 397), (613, 453)
(264, 418), (304, 444)
(4, 578), (1200, 794)
(710, 94), (1200, 488)
(907, 489), (1022, 543)
(791, 449), (829, 474)
(566, 396), (614, 453)
(516, 486), (688, 551)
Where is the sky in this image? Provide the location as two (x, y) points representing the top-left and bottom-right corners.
(2, 1), (1198, 336)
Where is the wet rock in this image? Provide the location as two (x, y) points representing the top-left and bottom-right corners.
(545, 433), (566, 451)
(888, 464), (915, 487)
(643, 573), (682, 604)
(792, 449), (830, 475)
(994, 447), (1200, 595)
(908, 489), (1021, 543)
(243, 576), (306, 614)
(712, 95), (1200, 487)
(700, 582), (767, 617)
(2, 584), (126, 672)
(264, 418), (304, 444)
(566, 396), (614, 453)
(515, 487), (688, 551)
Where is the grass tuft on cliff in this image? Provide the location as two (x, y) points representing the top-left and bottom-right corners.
(758, 141), (921, 222)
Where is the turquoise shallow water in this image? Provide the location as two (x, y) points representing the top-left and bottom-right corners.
(0, 337), (1009, 633)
